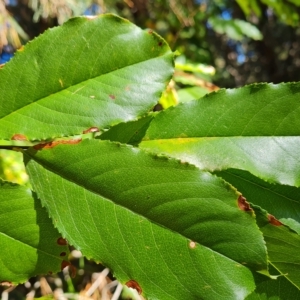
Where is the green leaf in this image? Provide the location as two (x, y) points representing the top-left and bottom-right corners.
(280, 218), (300, 235)
(253, 205), (300, 289)
(208, 17), (263, 41)
(24, 139), (263, 299)
(214, 169), (300, 223)
(0, 14), (174, 142)
(140, 83), (300, 187)
(236, 0), (262, 17)
(99, 114), (154, 145)
(177, 87), (209, 103)
(0, 180), (69, 284)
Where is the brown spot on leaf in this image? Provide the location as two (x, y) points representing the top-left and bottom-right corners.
(189, 241), (196, 249)
(69, 265), (77, 278)
(125, 280), (142, 294)
(158, 41), (163, 46)
(0, 63), (5, 69)
(11, 134), (28, 141)
(60, 252), (67, 257)
(83, 127), (100, 134)
(57, 237), (68, 246)
(17, 46), (24, 52)
(61, 260), (70, 271)
(238, 195), (252, 211)
(268, 214), (283, 226)
(34, 139), (81, 150)
(109, 94), (116, 100)
(0, 281), (13, 287)
(148, 29), (153, 34)
(48, 271), (53, 275)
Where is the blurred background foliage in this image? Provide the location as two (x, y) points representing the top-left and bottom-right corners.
(1, 0), (300, 298)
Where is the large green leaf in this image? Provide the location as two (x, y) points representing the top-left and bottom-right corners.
(214, 169), (300, 223)
(140, 82), (300, 187)
(0, 180), (69, 284)
(24, 139), (263, 299)
(254, 205), (300, 289)
(0, 14), (173, 142)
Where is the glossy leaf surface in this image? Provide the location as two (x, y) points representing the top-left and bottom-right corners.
(0, 180), (69, 284)
(0, 14), (173, 141)
(24, 139), (263, 299)
(141, 83), (300, 187)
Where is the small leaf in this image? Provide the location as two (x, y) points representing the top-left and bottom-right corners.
(0, 14), (174, 141)
(24, 139), (262, 299)
(0, 180), (69, 284)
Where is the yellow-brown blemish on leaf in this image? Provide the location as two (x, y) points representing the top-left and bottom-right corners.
(268, 214), (283, 226)
(61, 260), (70, 271)
(11, 134), (28, 141)
(238, 195), (252, 212)
(34, 139), (82, 150)
(59, 79), (64, 87)
(0, 281), (13, 287)
(125, 280), (142, 295)
(189, 241), (196, 249)
(83, 127), (99, 134)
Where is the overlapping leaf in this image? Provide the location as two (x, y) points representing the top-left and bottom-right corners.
(24, 139), (264, 299)
(214, 169), (300, 222)
(253, 205), (300, 289)
(0, 14), (174, 141)
(140, 82), (300, 187)
(0, 180), (69, 284)
(246, 266), (300, 300)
